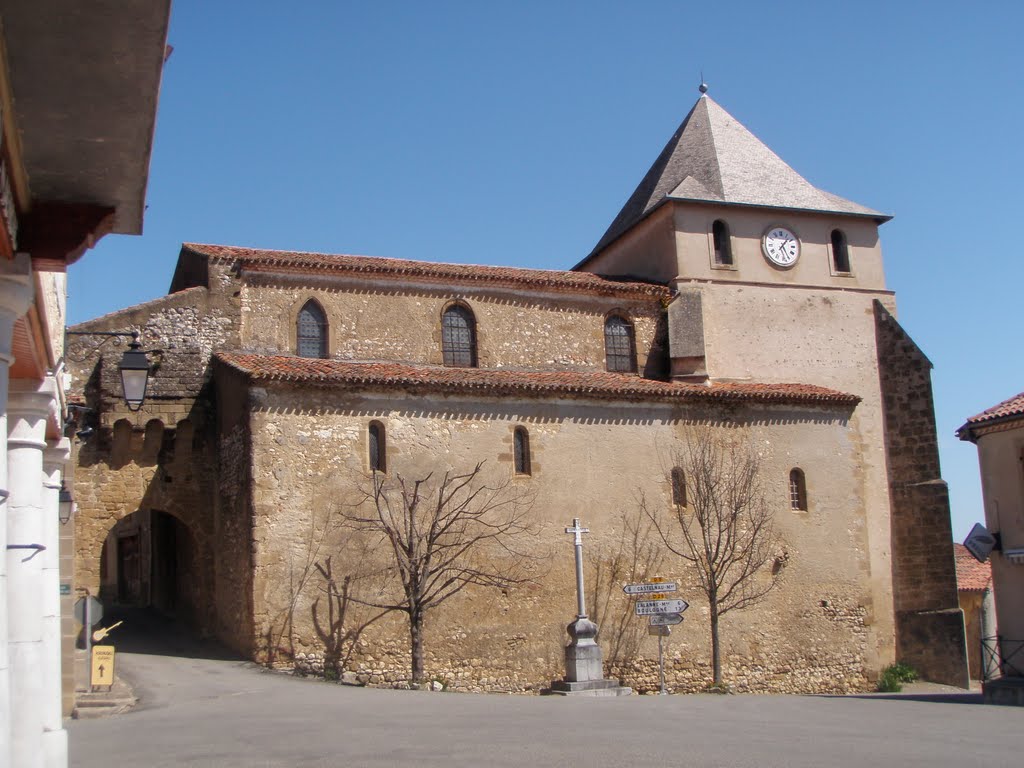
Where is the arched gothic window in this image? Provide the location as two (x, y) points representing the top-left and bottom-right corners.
(671, 467), (687, 507)
(297, 300), (328, 358)
(604, 315), (637, 373)
(831, 229), (850, 274)
(514, 427), (531, 476)
(368, 421), (386, 473)
(712, 220), (733, 266)
(789, 468), (807, 511)
(441, 304), (477, 367)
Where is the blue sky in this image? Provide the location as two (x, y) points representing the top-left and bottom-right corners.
(69, 1), (1023, 541)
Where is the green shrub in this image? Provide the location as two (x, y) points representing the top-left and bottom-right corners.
(877, 662), (918, 692)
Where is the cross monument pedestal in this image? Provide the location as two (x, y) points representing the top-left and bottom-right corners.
(547, 518), (631, 697)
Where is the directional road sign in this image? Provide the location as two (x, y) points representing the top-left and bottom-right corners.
(649, 613), (684, 626)
(91, 645), (115, 687)
(648, 625), (671, 637)
(635, 598), (689, 616)
(623, 582), (678, 595)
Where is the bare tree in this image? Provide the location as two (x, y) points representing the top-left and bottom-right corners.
(646, 426), (783, 686)
(343, 462), (537, 685)
(588, 505), (666, 674)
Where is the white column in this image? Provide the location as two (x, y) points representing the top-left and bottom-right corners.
(0, 254), (35, 767)
(42, 438), (70, 768)
(7, 378), (58, 768)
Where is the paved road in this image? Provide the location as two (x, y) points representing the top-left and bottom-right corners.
(69, 614), (1020, 768)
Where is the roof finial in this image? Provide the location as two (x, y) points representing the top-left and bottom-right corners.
(698, 71), (708, 95)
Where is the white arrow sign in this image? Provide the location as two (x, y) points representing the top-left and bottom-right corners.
(635, 599), (689, 616)
(649, 613), (684, 626)
(623, 582), (678, 595)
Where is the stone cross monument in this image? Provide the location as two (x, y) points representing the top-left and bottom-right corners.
(548, 518), (631, 696)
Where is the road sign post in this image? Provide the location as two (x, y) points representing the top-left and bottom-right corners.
(623, 582), (690, 695)
(658, 629), (665, 695)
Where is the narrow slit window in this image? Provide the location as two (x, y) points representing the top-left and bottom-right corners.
(297, 300), (328, 358)
(513, 427), (531, 476)
(671, 467), (687, 507)
(604, 315), (637, 373)
(442, 305), (477, 367)
(831, 229), (850, 273)
(369, 422), (386, 473)
(789, 468), (807, 511)
(712, 220), (733, 266)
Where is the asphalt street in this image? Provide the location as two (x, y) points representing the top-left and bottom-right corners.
(68, 615), (1020, 768)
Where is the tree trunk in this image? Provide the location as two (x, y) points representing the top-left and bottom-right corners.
(410, 610), (425, 684)
(710, 601), (722, 686)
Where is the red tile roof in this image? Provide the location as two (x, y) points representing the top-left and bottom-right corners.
(953, 543), (992, 592)
(214, 352), (860, 407)
(182, 243), (671, 300)
(963, 391), (1024, 427)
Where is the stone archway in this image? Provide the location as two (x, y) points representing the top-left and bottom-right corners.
(98, 509), (200, 625)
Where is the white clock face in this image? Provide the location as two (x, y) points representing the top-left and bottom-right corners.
(762, 227), (800, 267)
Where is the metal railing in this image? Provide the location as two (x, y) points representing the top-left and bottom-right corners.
(981, 636), (1024, 680)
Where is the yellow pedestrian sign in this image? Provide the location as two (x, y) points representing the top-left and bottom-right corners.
(91, 645), (115, 688)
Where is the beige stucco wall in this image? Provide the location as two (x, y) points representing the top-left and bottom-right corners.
(239, 275), (664, 373)
(671, 204), (886, 290)
(582, 205), (677, 283)
(974, 422), (1024, 642)
(244, 383), (877, 693)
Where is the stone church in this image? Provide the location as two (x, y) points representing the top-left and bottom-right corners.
(67, 91), (967, 693)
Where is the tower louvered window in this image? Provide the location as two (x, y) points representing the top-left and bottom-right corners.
(604, 315), (637, 373)
(713, 220), (733, 266)
(297, 300), (327, 358)
(442, 305), (477, 367)
(831, 229), (850, 273)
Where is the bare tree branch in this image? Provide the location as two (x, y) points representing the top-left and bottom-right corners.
(646, 425), (783, 686)
(341, 462), (539, 684)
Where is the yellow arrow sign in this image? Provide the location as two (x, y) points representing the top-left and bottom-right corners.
(91, 645), (115, 688)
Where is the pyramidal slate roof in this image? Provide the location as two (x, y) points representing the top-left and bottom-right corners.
(587, 94), (889, 259)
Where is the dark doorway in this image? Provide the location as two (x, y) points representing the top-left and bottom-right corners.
(151, 510), (194, 621)
(117, 533), (141, 603)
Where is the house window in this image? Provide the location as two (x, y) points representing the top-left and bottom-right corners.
(297, 300), (328, 358)
(368, 421), (386, 473)
(513, 427), (531, 476)
(442, 304), (477, 367)
(831, 229), (850, 274)
(789, 468), (807, 511)
(604, 315), (637, 373)
(671, 467), (687, 507)
(712, 220), (733, 266)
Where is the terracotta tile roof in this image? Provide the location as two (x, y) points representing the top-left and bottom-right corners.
(953, 544), (992, 592)
(183, 243), (671, 300)
(214, 353), (860, 408)
(960, 390), (1024, 432)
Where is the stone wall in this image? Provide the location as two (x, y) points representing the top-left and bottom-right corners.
(68, 285), (240, 638)
(239, 379), (877, 693)
(874, 301), (968, 686)
(239, 274), (666, 375)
